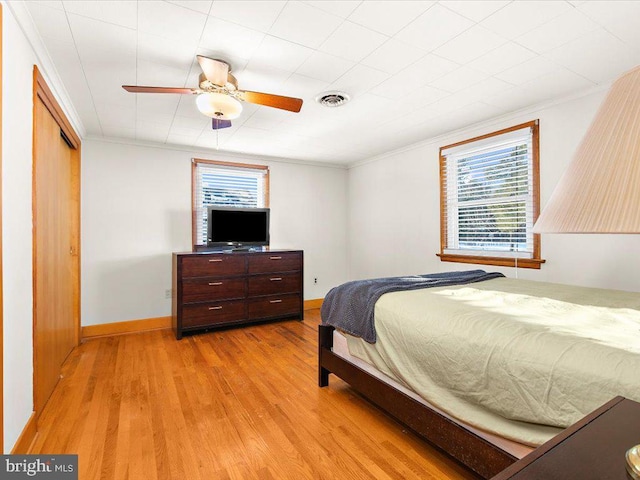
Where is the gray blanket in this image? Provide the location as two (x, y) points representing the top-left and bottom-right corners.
(320, 270), (504, 343)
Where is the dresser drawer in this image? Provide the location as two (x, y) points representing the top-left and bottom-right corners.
(248, 273), (301, 297)
(182, 277), (246, 303)
(181, 299), (246, 328)
(248, 294), (301, 320)
(248, 252), (301, 274)
(181, 254), (245, 277)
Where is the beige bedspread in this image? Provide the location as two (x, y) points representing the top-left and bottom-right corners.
(345, 277), (640, 446)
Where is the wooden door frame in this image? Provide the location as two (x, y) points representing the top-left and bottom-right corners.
(32, 66), (81, 419)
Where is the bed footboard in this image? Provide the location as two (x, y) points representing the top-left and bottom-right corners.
(318, 324), (516, 479)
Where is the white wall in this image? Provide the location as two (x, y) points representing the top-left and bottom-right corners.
(348, 89), (640, 293)
(81, 139), (348, 326)
(2, 4), (36, 452)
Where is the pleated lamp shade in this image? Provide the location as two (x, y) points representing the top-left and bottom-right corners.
(533, 65), (640, 233)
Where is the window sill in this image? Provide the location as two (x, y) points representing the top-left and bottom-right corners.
(437, 253), (546, 270)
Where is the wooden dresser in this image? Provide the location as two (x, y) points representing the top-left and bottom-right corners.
(172, 250), (303, 339)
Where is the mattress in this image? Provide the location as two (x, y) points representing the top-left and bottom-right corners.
(332, 329), (534, 459)
(341, 277), (640, 447)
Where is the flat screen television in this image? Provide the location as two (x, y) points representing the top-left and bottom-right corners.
(207, 206), (270, 249)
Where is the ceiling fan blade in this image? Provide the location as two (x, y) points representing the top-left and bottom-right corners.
(239, 90), (303, 112)
(122, 85), (197, 94)
(212, 118), (232, 130)
(197, 56), (229, 87)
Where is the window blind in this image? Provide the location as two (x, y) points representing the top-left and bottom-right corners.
(193, 161), (267, 245)
(442, 126), (535, 258)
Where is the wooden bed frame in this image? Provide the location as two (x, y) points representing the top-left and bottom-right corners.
(318, 324), (517, 479)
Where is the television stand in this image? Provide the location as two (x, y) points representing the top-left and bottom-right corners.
(172, 249), (303, 339)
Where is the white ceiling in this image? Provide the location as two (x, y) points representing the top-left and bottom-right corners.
(21, 0), (640, 165)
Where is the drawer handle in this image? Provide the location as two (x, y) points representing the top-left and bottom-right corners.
(269, 299), (282, 304)
(208, 282), (223, 286)
(208, 258), (223, 263)
(270, 277), (282, 282)
(270, 256), (282, 260)
(208, 306), (223, 310)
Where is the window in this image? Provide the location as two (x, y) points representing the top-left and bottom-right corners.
(438, 121), (544, 269)
(192, 159), (269, 247)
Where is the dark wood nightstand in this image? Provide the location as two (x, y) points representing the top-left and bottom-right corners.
(492, 396), (640, 480)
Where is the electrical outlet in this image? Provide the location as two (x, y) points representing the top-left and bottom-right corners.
(314, 278), (318, 285)
(165, 289), (172, 299)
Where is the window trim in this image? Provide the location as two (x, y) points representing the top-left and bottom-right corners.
(437, 120), (545, 269)
(191, 158), (270, 249)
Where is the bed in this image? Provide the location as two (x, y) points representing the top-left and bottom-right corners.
(318, 273), (640, 478)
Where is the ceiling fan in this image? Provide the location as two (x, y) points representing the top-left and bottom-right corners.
(122, 56), (303, 130)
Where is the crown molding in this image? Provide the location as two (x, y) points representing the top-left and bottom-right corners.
(347, 82), (612, 170)
(83, 134), (348, 170)
(5, 0), (86, 138)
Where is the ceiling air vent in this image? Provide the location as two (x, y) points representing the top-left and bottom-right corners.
(315, 91), (351, 108)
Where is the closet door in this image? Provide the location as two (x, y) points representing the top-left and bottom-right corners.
(33, 71), (80, 419)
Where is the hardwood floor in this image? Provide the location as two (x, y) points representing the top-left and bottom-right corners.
(30, 310), (474, 480)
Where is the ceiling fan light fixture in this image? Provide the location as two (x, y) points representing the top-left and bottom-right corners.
(196, 92), (243, 120)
